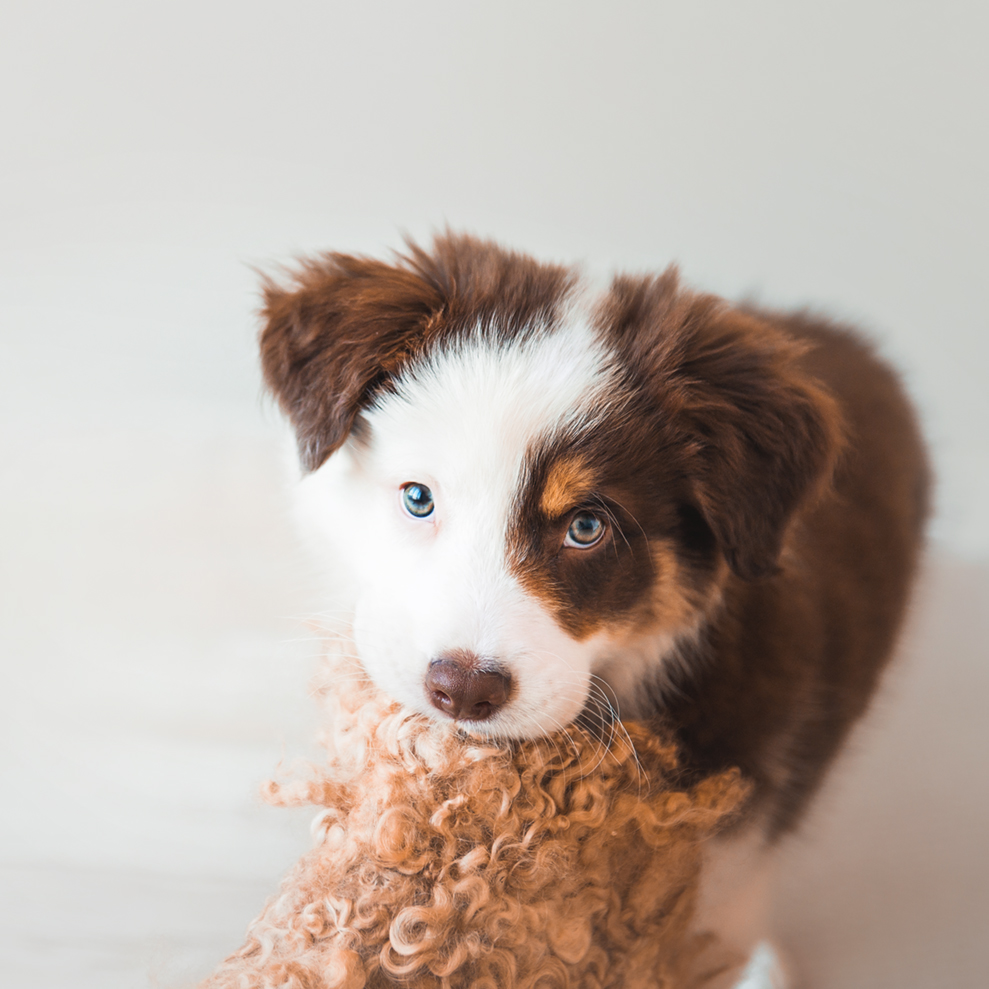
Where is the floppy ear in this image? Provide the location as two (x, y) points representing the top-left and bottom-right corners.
(604, 274), (844, 580)
(678, 306), (845, 579)
(259, 253), (445, 470)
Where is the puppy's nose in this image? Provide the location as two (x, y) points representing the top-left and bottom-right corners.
(425, 652), (512, 721)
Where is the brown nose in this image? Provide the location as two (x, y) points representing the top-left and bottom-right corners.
(425, 652), (512, 721)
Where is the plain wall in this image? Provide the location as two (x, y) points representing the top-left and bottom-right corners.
(2, 0), (987, 556)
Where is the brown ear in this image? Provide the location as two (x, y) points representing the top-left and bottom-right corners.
(259, 233), (576, 470)
(259, 252), (445, 470)
(680, 307), (845, 580)
(603, 273), (844, 580)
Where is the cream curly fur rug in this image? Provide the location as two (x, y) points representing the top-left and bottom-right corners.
(201, 651), (749, 989)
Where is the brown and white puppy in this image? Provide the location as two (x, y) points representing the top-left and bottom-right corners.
(259, 233), (929, 985)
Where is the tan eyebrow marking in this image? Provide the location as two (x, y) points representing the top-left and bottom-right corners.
(540, 456), (597, 517)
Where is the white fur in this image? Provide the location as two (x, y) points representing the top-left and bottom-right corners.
(297, 315), (631, 737)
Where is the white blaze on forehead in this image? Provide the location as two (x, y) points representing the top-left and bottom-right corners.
(365, 317), (616, 504)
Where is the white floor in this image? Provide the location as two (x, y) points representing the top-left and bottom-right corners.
(1, 416), (986, 989)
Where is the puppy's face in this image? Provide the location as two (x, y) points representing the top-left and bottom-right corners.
(262, 236), (842, 738)
(298, 322), (707, 736)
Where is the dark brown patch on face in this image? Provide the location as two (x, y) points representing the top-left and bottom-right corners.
(259, 233), (578, 470)
(509, 421), (725, 642)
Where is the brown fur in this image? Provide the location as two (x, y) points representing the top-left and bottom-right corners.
(539, 456), (597, 519)
(509, 440), (688, 642)
(201, 651), (750, 989)
(653, 310), (930, 832)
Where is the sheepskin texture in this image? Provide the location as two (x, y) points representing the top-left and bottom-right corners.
(202, 652), (750, 989)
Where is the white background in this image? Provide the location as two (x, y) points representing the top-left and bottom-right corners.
(1, 3), (986, 987)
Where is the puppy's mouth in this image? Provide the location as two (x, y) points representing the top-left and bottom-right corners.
(420, 674), (619, 746)
(439, 691), (621, 748)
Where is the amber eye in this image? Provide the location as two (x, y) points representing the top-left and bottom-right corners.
(401, 482), (435, 518)
(565, 512), (605, 548)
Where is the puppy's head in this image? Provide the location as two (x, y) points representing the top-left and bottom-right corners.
(261, 234), (842, 738)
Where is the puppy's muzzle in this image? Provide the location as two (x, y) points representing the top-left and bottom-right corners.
(425, 652), (512, 721)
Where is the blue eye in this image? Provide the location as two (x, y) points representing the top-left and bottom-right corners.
(565, 512), (605, 548)
(401, 482), (435, 518)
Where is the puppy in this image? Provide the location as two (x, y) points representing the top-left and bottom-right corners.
(259, 233), (928, 986)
